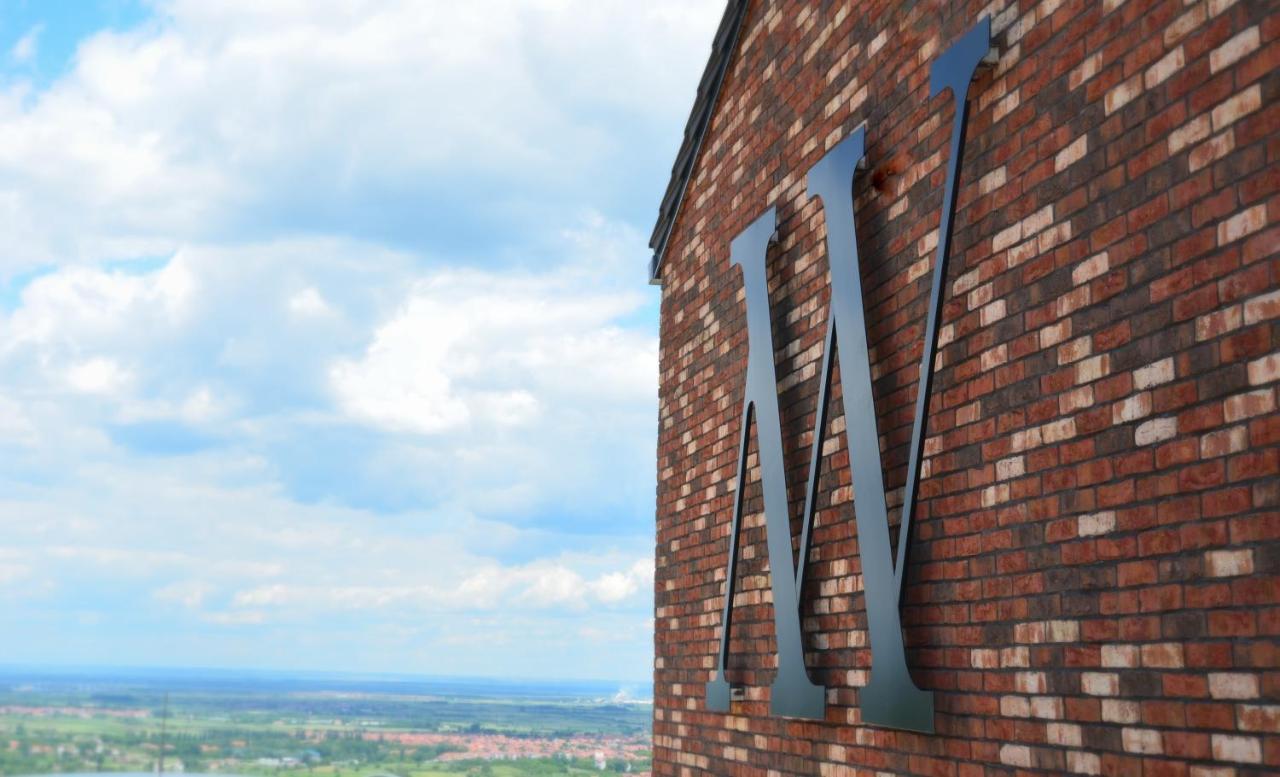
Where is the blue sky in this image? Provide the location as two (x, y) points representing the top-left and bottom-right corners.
(0, 0), (722, 683)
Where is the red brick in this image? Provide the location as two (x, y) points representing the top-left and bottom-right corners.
(650, 4), (1280, 774)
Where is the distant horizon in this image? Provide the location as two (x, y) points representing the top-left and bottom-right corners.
(0, 662), (653, 692)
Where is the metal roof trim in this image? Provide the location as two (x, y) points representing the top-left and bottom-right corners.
(647, 0), (750, 285)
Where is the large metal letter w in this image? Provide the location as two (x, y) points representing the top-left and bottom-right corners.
(705, 18), (992, 732)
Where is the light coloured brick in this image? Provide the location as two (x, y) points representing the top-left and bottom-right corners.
(1049, 620), (1079, 641)
(1079, 511), (1117, 536)
(1134, 358), (1175, 389)
(1017, 671), (1047, 693)
(1219, 204), (1267, 244)
(1225, 388), (1276, 421)
(1024, 205), (1054, 236)
(1200, 425), (1248, 457)
(1042, 417), (1077, 443)
(1244, 289), (1280, 324)
(1073, 252), (1109, 285)
(1211, 734), (1261, 763)
(1212, 84), (1262, 131)
(1190, 130), (1235, 172)
(1067, 751), (1101, 775)
(993, 222), (1022, 252)
(1101, 643), (1138, 668)
(1210, 27), (1260, 74)
(997, 455), (1025, 480)
(1056, 134), (1088, 173)
(1060, 385), (1094, 413)
(1012, 426), (1043, 452)
(1168, 115), (1210, 154)
(1057, 286), (1091, 317)
(1209, 672), (1259, 699)
(1248, 352), (1280, 385)
(983, 483), (1010, 507)
(1070, 752), (1100, 773)
(1076, 355), (1110, 384)
(994, 90), (1020, 122)
(1122, 727), (1163, 755)
(869, 29), (887, 56)
(1103, 699), (1141, 723)
(1039, 221), (1072, 253)
(1002, 695), (1031, 717)
(1082, 672), (1118, 696)
(1059, 335), (1092, 364)
(1031, 696), (1064, 719)
(1105, 74), (1142, 114)
(1069, 52), (1103, 90)
(1000, 744), (1032, 768)
(1196, 305), (1242, 341)
(981, 344), (1009, 371)
(972, 648), (999, 668)
(1016, 621), (1046, 643)
(1164, 5), (1206, 46)
(1002, 646), (1030, 667)
(1144, 46), (1184, 89)
(1113, 392), (1152, 423)
(1136, 417), (1177, 445)
(1047, 722), (1082, 746)
(980, 166), (1007, 195)
(1206, 549), (1254, 577)
(981, 299), (1007, 326)
(1040, 320), (1072, 348)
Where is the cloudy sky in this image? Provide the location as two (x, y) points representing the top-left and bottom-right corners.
(0, 0), (722, 683)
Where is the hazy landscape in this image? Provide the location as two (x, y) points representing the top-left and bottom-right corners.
(0, 668), (652, 777)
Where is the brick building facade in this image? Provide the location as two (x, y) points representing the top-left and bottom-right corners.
(649, 0), (1278, 774)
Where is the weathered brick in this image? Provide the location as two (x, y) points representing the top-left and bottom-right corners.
(1189, 131), (1234, 172)
(1168, 115), (1210, 154)
(1056, 134), (1088, 173)
(1209, 27), (1259, 74)
(1224, 388), (1275, 421)
(1135, 358), (1175, 389)
(1247, 352), (1280, 385)
(1211, 84), (1261, 132)
(1210, 734), (1261, 763)
(650, 4), (1280, 774)
(1144, 46), (1184, 90)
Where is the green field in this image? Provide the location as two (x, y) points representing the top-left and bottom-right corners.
(0, 672), (651, 777)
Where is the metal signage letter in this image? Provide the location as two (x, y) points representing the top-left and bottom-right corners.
(806, 126), (933, 732)
(706, 207), (826, 720)
(706, 18), (992, 732)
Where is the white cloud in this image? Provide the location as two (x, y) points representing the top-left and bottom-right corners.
(0, 0), (723, 273)
(154, 580), (215, 609)
(0, 563), (30, 585)
(592, 558), (654, 604)
(287, 287), (332, 318)
(65, 357), (133, 395)
(329, 258), (654, 435)
(0, 0), (721, 679)
(219, 555), (651, 617)
(10, 25), (42, 64)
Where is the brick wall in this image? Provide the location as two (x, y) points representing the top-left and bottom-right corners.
(652, 0), (1278, 774)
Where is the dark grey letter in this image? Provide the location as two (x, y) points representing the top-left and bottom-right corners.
(706, 207), (826, 721)
(799, 17), (993, 733)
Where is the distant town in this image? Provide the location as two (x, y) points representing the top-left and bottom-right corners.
(0, 669), (652, 777)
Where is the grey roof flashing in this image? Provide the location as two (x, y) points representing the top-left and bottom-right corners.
(648, 0), (749, 286)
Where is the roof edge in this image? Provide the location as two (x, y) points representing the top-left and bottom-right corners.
(647, 0), (750, 286)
